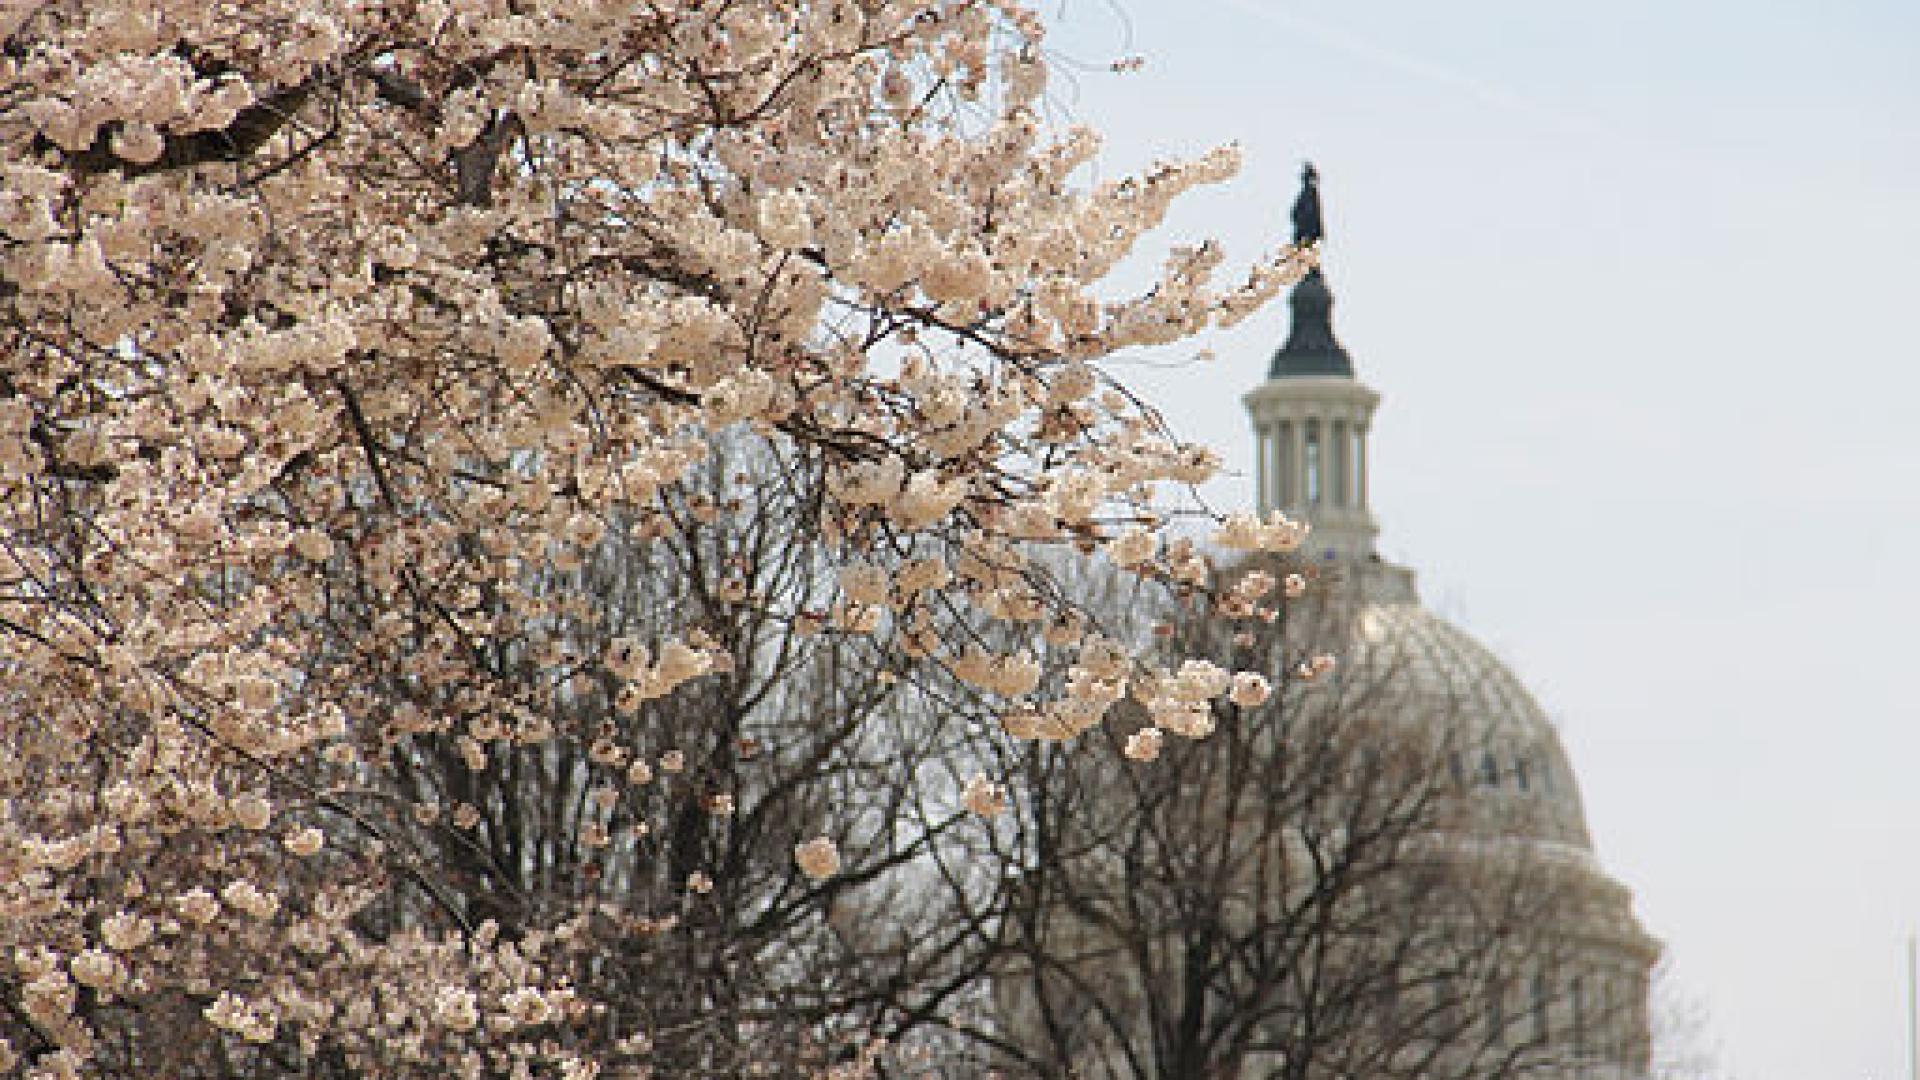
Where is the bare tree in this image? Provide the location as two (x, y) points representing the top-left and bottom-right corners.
(1648, 958), (1728, 1080)
(292, 435), (1038, 1077)
(983, 555), (1650, 1080)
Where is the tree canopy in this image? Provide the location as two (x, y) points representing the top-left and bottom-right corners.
(0, 2), (1313, 1076)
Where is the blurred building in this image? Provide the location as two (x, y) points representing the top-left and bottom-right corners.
(1241, 164), (1661, 1077)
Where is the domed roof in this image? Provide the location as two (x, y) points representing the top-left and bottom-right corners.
(1321, 563), (1593, 851)
(1269, 268), (1355, 379)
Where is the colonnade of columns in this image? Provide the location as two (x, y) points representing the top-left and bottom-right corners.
(1251, 410), (1370, 520)
(1243, 376), (1381, 559)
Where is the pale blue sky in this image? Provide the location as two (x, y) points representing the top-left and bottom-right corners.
(1042, 2), (1920, 1077)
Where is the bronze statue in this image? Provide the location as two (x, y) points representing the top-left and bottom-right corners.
(1270, 160), (1351, 378)
(1291, 161), (1324, 247)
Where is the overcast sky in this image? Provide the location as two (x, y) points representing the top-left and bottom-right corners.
(1040, 2), (1920, 1077)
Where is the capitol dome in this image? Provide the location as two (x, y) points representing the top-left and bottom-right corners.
(1335, 564), (1592, 851)
(1242, 163), (1659, 1076)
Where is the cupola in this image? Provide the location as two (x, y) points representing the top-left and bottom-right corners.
(1243, 163), (1380, 560)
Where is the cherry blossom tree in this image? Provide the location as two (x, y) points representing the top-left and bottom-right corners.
(0, 1), (1310, 1076)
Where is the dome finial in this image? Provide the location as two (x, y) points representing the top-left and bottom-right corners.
(1270, 161), (1351, 379)
(1291, 161), (1324, 248)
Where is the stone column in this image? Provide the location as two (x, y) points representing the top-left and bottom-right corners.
(1272, 418), (1286, 510)
(1356, 422), (1369, 511)
(1331, 418), (1349, 508)
(1288, 416), (1306, 511)
(1253, 421), (1269, 516)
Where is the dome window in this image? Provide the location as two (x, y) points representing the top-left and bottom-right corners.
(1571, 975), (1587, 1058)
(1531, 972), (1551, 1041)
(1479, 751), (1500, 788)
(1304, 420), (1323, 506)
(1514, 756), (1531, 792)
